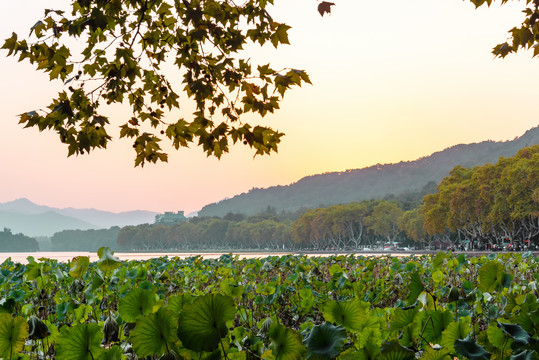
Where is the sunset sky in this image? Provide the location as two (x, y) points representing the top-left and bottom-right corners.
(1, 0), (538, 214)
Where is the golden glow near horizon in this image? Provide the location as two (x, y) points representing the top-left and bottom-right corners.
(1, 0), (538, 213)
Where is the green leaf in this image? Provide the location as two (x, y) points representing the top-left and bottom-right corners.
(406, 272), (424, 305)
(420, 347), (450, 360)
(440, 317), (471, 353)
(422, 310), (453, 344)
(97, 247), (121, 272)
(131, 308), (177, 357)
(177, 293), (236, 352)
(55, 323), (104, 360)
(478, 260), (503, 292)
(487, 324), (509, 349)
(69, 256), (90, 278)
(379, 340), (415, 360)
(264, 323), (306, 360)
(0, 314), (28, 359)
(432, 271), (443, 283)
(118, 288), (156, 322)
(390, 307), (418, 332)
(497, 322), (531, 345)
(303, 322), (347, 360)
(323, 298), (367, 332)
(101, 346), (124, 360)
(454, 337), (491, 360)
(511, 350), (538, 360)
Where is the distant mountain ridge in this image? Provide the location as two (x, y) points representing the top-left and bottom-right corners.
(0, 198), (158, 237)
(199, 126), (539, 217)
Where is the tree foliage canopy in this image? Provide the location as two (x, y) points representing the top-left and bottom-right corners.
(2, 0), (538, 166)
(2, 0), (311, 166)
(472, 0), (539, 58)
(422, 145), (539, 244)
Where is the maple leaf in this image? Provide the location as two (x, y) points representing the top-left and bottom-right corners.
(318, 1), (335, 16)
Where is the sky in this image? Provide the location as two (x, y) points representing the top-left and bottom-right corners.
(0, 0), (538, 214)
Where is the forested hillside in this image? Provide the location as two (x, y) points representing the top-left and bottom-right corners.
(0, 228), (38, 252)
(199, 126), (539, 217)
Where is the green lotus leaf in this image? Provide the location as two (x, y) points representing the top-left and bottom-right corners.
(97, 247), (121, 272)
(0, 313), (28, 359)
(69, 256), (90, 278)
(379, 340), (415, 360)
(265, 323), (306, 360)
(339, 340), (380, 360)
(487, 324), (509, 349)
(390, 307), (419, 332)
(498, 322), (531, 345)
(511, 350), (538, 360)
(422, 310), (452, 344)
(102, 345), (125, 360)
(406, 272), (424, 305)
(454, 337), (491, 360)
(432, 270), (443, 283)
(323, 298), (367, 332)
(131, 308), (177, 357)
(337, 348), (366, 360)
(477, 261), (503, 293)
(303, 322), (347, 360)
(166, 293), (194, 314)
(440, 316), (471, 353)
(118, 288), (156, 322)
(55, 323), (104, 360)
(177, 293), (236, 352)
(421, 347), (450, 360)
(178, 347), (221, 360)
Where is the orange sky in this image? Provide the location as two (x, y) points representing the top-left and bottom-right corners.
(1, 0), (538, 214)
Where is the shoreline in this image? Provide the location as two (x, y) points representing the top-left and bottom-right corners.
(1, 250), (537, 264)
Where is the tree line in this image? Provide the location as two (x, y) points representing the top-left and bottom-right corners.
(0, 228), (39, 252)
(422, 145), (539, 250)
(41, 146), (538, 252)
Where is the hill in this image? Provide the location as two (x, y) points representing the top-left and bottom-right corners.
(0, 210), (98, 237)
(0, 198), (158, 237)
(199, 126), (539, 217)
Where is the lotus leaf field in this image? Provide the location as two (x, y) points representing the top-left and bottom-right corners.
(0, 248), (538, 360)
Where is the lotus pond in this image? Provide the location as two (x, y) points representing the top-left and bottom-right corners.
(0, 248), (538, 360)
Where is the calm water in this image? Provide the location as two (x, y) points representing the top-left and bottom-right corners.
(0, 251), (397, 264)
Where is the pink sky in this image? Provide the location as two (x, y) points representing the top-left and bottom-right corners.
(1, 0), (538, 214)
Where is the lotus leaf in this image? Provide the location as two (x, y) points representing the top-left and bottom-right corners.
(323, 298), (367, 332)
(0, 313), (28, 359)
(478, 261), (504, 292)
(263, 323), (306, 360)
(119, 288), (156, 322)
(406, 272), (424, 305)
(454, 337), (491, 360)
(97, 247), (121, 272)
(379, 340), (415, 360)
(131, 308), (177, 357)
(177, 293), (236, 352)
(55, 323), (104, 360)
(303, 322), (347, 360)
(69, 256), (90, 278)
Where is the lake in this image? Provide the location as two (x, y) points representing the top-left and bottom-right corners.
(0, 251), (400, 264)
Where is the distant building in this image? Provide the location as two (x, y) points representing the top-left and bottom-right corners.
(154, 211), (187, 225)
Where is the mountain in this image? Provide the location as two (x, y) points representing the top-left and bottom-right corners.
(0, 199), (158, 237)
(0, 210), (97, 237)
(199, 126), (539, 217)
